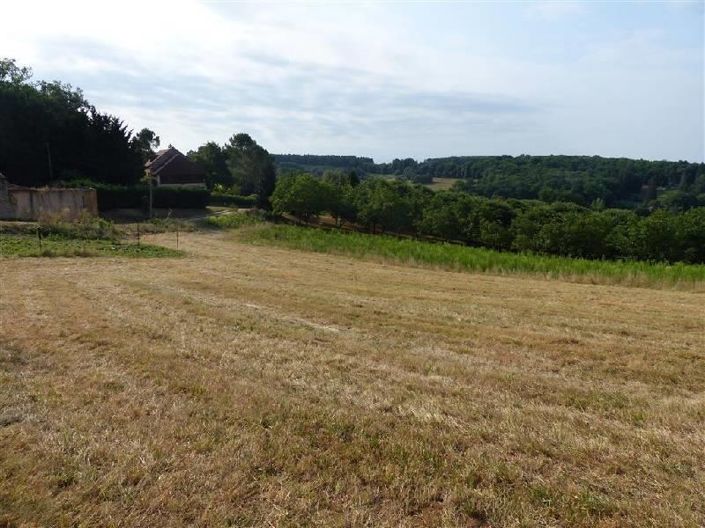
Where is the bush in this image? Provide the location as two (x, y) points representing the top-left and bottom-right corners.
(204, 211), (264, 229)
(209, 193), (257, 207)
(38, 213), (119, 240)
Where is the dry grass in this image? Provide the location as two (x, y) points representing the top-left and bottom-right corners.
(1, 230), (704, 527)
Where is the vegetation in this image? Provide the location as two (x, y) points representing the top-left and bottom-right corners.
(188, 134), (276, 206)
(269, 174), (705, 264)
(0, 58), (158, 186)
(276, 153), (705, 210)
(204, 211), (264, 229)
(240, 224), (705, 289)
(0, 235), (181, 258)
(209, 192), (257, 208)
(1, 58), (274, 210)
(273, 153), (374, 177)
(2, 231), (703, 526)
(61, 180), (211, 210)
(0, 215), (181, 258)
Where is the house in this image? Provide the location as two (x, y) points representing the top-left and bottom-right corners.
(145, 147), (206, 188)
(0, 173), (98, 221)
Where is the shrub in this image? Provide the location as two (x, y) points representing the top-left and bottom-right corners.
(209, 193), (257, 207)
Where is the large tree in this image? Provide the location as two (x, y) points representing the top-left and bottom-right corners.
(224, 133), (276, 207)
(188, 142), (231, 190)
(0, 58), (145, 186)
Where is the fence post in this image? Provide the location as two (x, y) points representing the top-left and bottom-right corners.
(137, 224), (140, 246)
(176, 225), (179, 250)
(37, 226), (42, 252)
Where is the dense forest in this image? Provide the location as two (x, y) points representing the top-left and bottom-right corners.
(273, 154), (705, 211)
(273, 154), (375, 178)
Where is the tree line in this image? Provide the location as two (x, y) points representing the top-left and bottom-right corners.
(0, 58), (159, 187)
(272, 173), (705, 264)
(1, 58), (276, 207)
(270, 154), (705, 211)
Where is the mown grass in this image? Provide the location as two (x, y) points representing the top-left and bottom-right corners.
(2, 231), (703, 527)
(239, 224), (705, 289)
(0, 234), (182, 258)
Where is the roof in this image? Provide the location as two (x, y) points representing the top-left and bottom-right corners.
(145, 146), (206, 184)
(145, 147), (182, 175)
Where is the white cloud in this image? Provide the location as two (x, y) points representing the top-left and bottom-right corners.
(1, 1), (703, 161)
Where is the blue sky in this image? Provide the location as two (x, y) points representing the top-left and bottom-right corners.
(3, 1), (703, 162)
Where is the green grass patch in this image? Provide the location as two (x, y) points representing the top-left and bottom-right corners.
(238, 224), (705, 289)
(0, 234), (182, 258)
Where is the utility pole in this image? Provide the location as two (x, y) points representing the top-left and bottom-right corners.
(149, 174), (153, 219)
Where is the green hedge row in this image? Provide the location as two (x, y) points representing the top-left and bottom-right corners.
(94, 186), (210, 210)
(63, 180), (210, 210)
(209, 193), (257, 207)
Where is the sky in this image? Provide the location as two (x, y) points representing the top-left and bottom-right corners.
(2, 1), (704, 162)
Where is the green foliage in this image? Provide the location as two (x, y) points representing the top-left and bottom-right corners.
(38, 214), (119, 240)
(209, 193), (257, 208)
(269, 174), (705, 264)
(0, 58), (146, 186)
(280, 154), (705, 210)
(271, 173), (332, 221)
(353, 178), (430, 233)
(188, 134), (276, 206)
(132, 128), (161, 165)
(62, 182), (211, 210)
(204, 211), (264, 229)
(241, 225), (705, 288)
(0, 235), (181, 258)
(188, 142), (231, 189)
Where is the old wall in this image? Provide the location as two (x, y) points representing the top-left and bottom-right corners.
(1, 188), (98, 220)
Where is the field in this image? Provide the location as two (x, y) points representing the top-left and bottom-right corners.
(1, 229), (704, 527)
(241, 224), (705, 290)
(426, 177), (461, 191)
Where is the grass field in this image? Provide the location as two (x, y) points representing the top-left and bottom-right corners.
(240, 224), (705, 290)
(1, 230), (704, 527)
(426, 177), (461, 191)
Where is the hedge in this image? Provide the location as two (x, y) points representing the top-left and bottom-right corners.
(91, 185), (210, 210)
(209, 193), (257, 207)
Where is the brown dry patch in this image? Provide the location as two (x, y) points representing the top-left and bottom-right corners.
(1, 230), (703, 527)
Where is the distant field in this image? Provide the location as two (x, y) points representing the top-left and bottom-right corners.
(240, 224), (705, 290)
(1, 230), (703, 527)
(426, 177), (461, 191)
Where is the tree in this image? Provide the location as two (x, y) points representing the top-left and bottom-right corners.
(132, 128), (160, 165)
(188, 142), (231, 190)
(224, 133), (276, 207)
(322, 170), (357, 226)
(271, 173), (328, 222)
(0, 58), (145, 186)
(353, 179), (419, 234)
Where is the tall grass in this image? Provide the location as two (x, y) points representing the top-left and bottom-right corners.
(240, 224), (705, 289)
